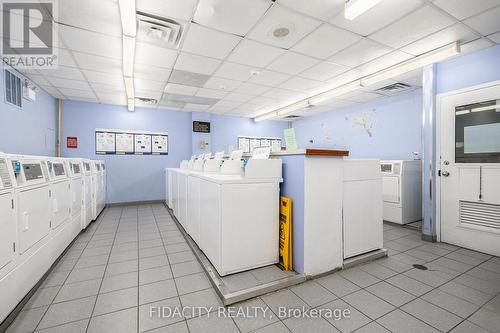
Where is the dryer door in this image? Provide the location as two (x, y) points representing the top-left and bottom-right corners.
(383, 176), (400, 204)
(0, 192), (16, 270)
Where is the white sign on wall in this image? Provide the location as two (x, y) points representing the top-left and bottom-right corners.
(95, 129), (168, 155)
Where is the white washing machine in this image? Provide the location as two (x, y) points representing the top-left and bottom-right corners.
(82, 160), (93, 228)
(97, 160), (106, 214)
(381, 160), (422, 224)
(45, 158), (72, 231)
(91, 160), (100, 220)
(0, 154), (16, 277)
(66, 158), (84, 238)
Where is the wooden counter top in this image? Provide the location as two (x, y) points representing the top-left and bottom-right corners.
(305, 149), (350, 156)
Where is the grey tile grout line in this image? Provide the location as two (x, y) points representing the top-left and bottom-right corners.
(29, 210), (106, 332)
(150, 204), (192, 333)
(136, 205), (140, 333)
(83, 207), (124, 333)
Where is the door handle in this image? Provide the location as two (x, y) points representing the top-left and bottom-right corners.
(442, 171), (450, 177)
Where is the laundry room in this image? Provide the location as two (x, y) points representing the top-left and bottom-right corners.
(0, 0), (500, 332)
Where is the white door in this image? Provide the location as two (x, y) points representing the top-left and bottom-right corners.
(439, 82), (500, 256)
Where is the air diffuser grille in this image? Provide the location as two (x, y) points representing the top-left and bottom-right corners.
(460, 201), (500, 230)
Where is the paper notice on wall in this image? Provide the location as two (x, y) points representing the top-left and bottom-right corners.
(271, 139), (282, 152)
(284, 128), (298, 151)
(115, 133), (134, 154)
(96, 132), (116, 153)
(152, 135), (168, 154)
(238, 137), (250, 153)
(260, 138), (271, 148)
(134, 134), (152, 154)
(249, 138), (261, 153)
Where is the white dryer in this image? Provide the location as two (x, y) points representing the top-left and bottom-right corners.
(90, 160), (101, 220)
(381, 160), (422, 224)
(45, 158), (72, 231)
(82, 160), (93, 228)
(0, 154), (16, 277)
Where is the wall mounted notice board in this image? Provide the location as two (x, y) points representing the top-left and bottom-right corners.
(237, 136), (282, 154)
(95, 129), (168, 155)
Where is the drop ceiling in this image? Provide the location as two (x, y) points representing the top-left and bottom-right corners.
(7, 0), (500, 119)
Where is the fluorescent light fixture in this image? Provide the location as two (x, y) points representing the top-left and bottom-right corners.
(122, 35), (135, 77)
(470, 103), (499, 113)
(127, 98), (135, 112)
(361, 42), (460, 87)
(455, 110), (469, 116)
(124, 76), (134, 98)
(344, 0), (382, 20)
(309, 81), (362, 105)
(118, 0), (137, 37)
(254, 100), (310, 122)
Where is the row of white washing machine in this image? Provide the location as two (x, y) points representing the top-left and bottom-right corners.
(0, 153), (106, 324)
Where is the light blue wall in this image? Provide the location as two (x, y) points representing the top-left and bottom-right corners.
(437, 45), (500, 94)
(60, 101), (193, 204)
(211, 114), (288, 153)
(293, 89), (423, 160)
(0, 65), (58, 156)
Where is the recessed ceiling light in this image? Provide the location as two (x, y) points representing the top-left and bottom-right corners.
(250, 70), (260, 76)
(344, 0), (382, 20)
(273, 27), (290, 38)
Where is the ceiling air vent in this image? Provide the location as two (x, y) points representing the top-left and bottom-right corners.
(375, 82), (413, 96)
(282, 115), (301, 120)
(135, 97), (158, 106)
(137, 12), (183, 49)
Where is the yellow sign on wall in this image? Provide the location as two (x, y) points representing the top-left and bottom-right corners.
(279, 196), (292, 270)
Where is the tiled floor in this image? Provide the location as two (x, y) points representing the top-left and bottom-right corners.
(5, 204), (500, 333)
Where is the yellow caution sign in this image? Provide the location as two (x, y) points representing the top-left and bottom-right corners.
(279, 196), (292, 271)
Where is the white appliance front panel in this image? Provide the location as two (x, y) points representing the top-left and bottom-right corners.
(382, 176), (400, 204)
(18, 185), (51, 254)
(0, 192), (15, 270)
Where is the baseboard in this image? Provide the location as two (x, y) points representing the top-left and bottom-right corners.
(106, 199), (164, 207)
(421, 233), (437, 242)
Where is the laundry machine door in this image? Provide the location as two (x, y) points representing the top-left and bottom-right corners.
(0, 192), (16, 270)
(382, 176), (400, 204)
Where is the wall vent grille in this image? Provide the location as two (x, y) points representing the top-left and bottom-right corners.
(460, 201), (500, 230)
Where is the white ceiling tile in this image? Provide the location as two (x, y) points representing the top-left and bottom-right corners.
(433, 0), (500, 20)
(247, 70), (291, 86)
(227, 39), (284, 67)
(134, 78), (166, 91)
(489, 31), (500, 43)
(46, 77), (91, 90)
(459, 38), (494, 54)
(57, 49), (78, 68)
(328, 39), (392, 68)
(39, 85), (63, 98)
(184, 103), (211, 111)
(195, 88), (228, 99)
(248, 95), (276, 107)
(134, 64), (171, 82)
(25, 74), (51, 87)
(203, 77), (242, 91)
(82, 70), (124, 87)
(299, 61), (349, 81)
(89, 82), (124, 94)
(214, 61), (258, 81)
(37, 66), (85, 81)
(72, 52), (122, 74)
(63, 96), (98, 103)
(223, 92), (255, 103)
(463, 6), (500, 36)
(292, 24), (361, 59)
(248, 5), (321, 49)
(135, 42), (178, 69)
(340, 91), (383, 103)
(57, 0), (121, 37)
(135, 90), (163, 101)
(267, 51), (320, 75)
(400, 24), (479, 56)
(136, 0), (198, 21)
(370, 6), (456, 49)
(279, 77), (324, 92)
(164, 83), (199, 95)
(391, 69), (423, 87)
(277, 0), (344, 21)
(262, 87), (304, 100)
(59, 25), (122, 59)
(97, 93), (127, 105)
(358, 51), (413, 77)
(330, 0), (424, 36)
(327, 69), (363, 87)
(174, 53), (222, 75)
(194, 0), (272, 35)
(210, 99), (243, 111)
(58, 88), (96, 98)
(234, 82), (270, 95)
(181, 23), (242, 59)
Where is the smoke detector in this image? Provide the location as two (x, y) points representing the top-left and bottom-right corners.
(268, 24), (294, 40)
(137, 12), (184, 49)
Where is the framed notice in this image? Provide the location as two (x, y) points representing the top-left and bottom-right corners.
(238, 136), (282, 154)
(134, 134), (152, 154)
(95, 131), (116, 154)
(152, 135), (168, 155)
(193, 121), (210, 133)
(115, 133), (134, 154)
(238, 137), (250, 153)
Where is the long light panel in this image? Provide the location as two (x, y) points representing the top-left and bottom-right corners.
(118, 0), (137, 111)
(253, 41), (461, 122)
(344, 0), (382, 20)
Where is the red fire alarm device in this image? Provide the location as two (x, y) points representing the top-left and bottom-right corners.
(67, 136), (78, 149)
